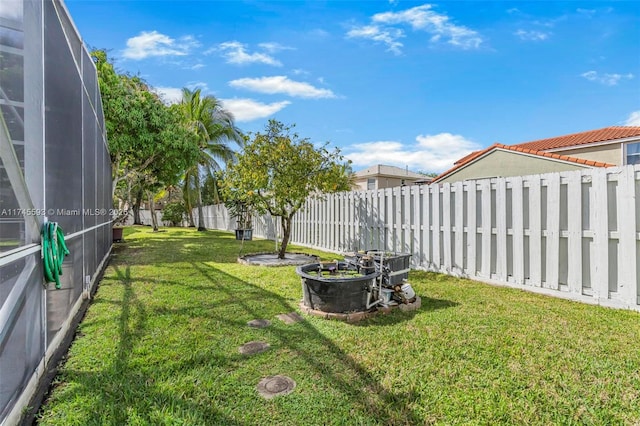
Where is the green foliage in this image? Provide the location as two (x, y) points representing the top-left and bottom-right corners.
(222, 120), (351, 257)
(161, 202), (186, 226)
(222, 120), (351, 218)
(177, 88), (243, 230)
(224, 198), (253, 229)
(201, 173), (223, 205)
(92, 50), (199, 200)
(417, 170), (439, 178)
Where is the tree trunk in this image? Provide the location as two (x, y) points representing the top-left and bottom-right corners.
(133, 188), (143, 224)
(195, 168), (206, 231)
(278, 215), (292, 259)
(148, 191), (159, 232)
(184, 178), (195, 227)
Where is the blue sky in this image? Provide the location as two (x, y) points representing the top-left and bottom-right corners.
(65, 1), (640, 173)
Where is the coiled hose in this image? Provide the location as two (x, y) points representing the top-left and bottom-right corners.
(42, 222), (70, 289)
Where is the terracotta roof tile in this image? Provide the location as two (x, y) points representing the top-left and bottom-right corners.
(432, 143), (614, 183)
(514, 126), (640, 151)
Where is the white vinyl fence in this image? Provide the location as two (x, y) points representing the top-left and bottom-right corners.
(199, 165), (640, 310)
(122, 209), (171, 227)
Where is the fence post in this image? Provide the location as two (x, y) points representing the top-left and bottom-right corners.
(403, 186), (411, 255)
(466, 180), (477, 277)
(454, 181), (464, 275)
(545, 174), (561, 290)
(591, 168), (609, 301)
(442, 183), (452, 273)
(480, 179), (491, 278)
(618, 166), (638, 305)
(496, 178), (508, 282)
(432, 184), (441, 271)
(528, 175), (542, 287)
(422, 185), (431, 268)
(511, 176), (525, 284)
(566, 171), (583, 294)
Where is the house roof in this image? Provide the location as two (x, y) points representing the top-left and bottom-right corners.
(432, 143), (615, 183)
(514, 126), (640, 151)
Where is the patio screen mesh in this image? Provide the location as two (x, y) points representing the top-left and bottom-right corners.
(0, 0), (112, 421)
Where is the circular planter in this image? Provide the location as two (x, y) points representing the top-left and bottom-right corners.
(296, 262), (380, 313)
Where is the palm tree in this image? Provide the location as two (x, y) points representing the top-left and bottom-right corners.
(179, 88), (243, 231)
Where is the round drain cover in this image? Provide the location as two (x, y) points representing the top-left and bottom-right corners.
(247, 319), (271, 328)
(238, 341), (270, 355)
(257, 375), (296, 399)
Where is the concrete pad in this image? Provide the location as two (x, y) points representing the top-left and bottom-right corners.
(247, 319), (271, 328)
(238, 252), (318, 267)
(257, 375), (296, 399)
(238, 341), (270, 355)
(276, 312), (304, 324)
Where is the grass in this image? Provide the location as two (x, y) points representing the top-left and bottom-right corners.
(37, 226), (640, 425)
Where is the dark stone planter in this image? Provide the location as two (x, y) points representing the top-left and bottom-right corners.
(296, 262), (380, 313)
(235, 229), (253, 241)
(112, 226), (124, 242)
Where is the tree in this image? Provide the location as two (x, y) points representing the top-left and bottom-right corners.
(417, 170), (439, 178)
(178, 88), (243, 231)
(92, 50), (199, 215)
(223, 120), (352, 259)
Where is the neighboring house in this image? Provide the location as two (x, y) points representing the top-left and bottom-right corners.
(353, 164), (427, 190)
(434, 126), (640, 183)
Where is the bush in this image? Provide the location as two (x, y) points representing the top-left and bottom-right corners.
(162, 202), (186, 226)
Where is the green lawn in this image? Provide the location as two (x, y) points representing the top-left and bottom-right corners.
(37, 226), (640, 425)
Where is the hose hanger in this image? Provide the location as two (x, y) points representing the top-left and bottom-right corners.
(41, 222), (70, 289)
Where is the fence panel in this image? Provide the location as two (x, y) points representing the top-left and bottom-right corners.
(200, 165), (640, 309)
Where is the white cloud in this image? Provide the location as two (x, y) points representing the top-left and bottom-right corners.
(213, 41), (282, 66)
(514, 29), (550, 41)
(185, 81), (210, 92)
(258, 42), (295, 53)
(220, 98), (291, 122)
(229, 76), (336, 99)
(154, 83), (212, 105)
(371, 4), (483, 50)
(123, 31), (199, 60)
(345, 133), (481, 172)
(624, 111), (640, 126)
(154, 87), (183, 105)
(346, 25), (404, 55)
(581, 70), (634, 86)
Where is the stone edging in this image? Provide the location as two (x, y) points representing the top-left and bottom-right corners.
(298, 296), (422, 323)
(237, 252), (319, 267)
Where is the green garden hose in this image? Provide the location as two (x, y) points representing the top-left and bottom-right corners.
(42, 222), (70, 289)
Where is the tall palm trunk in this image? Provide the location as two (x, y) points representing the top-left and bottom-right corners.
(183, 176), (196, 227)
(195, 168), (206, 231)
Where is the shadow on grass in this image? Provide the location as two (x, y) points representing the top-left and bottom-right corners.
(352, 296), (459, 327)
(188, 261), (425, 424)
(38, 252), (460, 424)
(37, 265), (244, 426)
